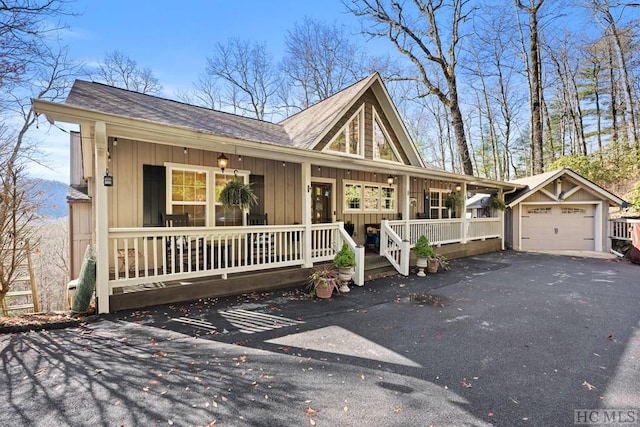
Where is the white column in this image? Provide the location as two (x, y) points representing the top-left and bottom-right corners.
(461, 183), (468, 243)
(403, 174), (410, 237)
(94, 122), (110, 314)
(594, 202), (603, 251)
(301, 162), (313, 268)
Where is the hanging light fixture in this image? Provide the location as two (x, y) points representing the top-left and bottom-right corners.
(113, 137), (118, 146)
(387, 175), (394, 185)
(217, 153), (229, 172)
(104, 169), (113, 187)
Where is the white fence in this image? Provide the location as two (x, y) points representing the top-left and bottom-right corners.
(610, 218), (640, 241)
(381, 217), (503, 275)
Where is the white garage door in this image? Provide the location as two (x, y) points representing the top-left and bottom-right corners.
(521, 205), (595, 251)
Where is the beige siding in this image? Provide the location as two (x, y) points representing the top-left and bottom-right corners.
(316, 88), (411, 164)
(109, 139), (302, 227)
(69, 202), (93, 279)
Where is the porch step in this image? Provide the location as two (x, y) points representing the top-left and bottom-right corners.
(364, 254), (397, 279)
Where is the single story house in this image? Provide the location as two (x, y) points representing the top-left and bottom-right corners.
(33, 72), (528, 313)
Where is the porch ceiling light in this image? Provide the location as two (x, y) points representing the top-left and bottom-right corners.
(387, 175), (394, 185)
(217, 153), (229, 172)
(455, 184), (462, 192)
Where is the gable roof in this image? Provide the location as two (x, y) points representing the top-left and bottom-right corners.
(279, 75), (374, 149)
(63, 73), (424, 169)
(65, 80), (293, 147)
(507, 168), (626, 207)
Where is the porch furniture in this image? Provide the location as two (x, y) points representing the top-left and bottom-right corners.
(247, 213), (274, 262)
(364, 223), (380, 252)
(162, 213), (196, 272)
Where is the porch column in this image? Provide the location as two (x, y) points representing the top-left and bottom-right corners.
(500, 188), (505, 250)
(94, 121), (110, 314)
(301, 162), (313, 268)
(402, 174), (410, 236)
(461, 183), (468, 243)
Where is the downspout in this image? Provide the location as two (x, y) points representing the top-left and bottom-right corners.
(502, 186), (519, 251)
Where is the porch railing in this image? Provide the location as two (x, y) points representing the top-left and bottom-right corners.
(380, 221), (410, 276)
(610, 218), (640, 241)
(382, 217), (503, 276)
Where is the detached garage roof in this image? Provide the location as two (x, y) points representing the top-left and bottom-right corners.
(507, 168), (626, 208)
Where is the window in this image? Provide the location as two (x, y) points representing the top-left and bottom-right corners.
(381, 186), (395, 211)
(429, 190), (450, 219)
(561, 207), (586, 214)
(344, 180), (396, 213)
(168, 165), (209, 226)
(528, 207), (552, 215)
(364, 185), (380, 211)
(214, 172), (250, 226)
(344, 183), (362, 210)
(326, 106), (364, 157)
(373, 109), (400, 162)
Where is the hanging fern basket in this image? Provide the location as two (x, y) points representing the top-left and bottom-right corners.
(218, 177), (258, 210)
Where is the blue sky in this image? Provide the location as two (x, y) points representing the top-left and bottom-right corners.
(33, 0), (381, 183)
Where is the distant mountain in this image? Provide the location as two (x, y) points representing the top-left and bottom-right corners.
(31, 179), (69, 219)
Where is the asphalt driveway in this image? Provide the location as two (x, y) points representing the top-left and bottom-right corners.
(2, 251), (639, 426)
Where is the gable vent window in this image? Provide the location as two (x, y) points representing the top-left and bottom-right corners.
(326, 105), (364, 157)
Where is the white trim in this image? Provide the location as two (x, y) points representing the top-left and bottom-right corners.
(323, 104), (365, 158)
(372, 106), (402, 164)
(518, 201), (600, 251)
(343, 179), (397, 214)
(310, 177), (337, 223)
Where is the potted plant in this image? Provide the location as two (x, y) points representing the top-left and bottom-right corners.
(434, 254), (450, 271)
(334, 243), (355, 293)
(490, 195), (507, 211)
(219, 177), (258, 210)
(307, 266), (340, 299)
(413, 235), (434, 277)
(445, 192), (463, 218)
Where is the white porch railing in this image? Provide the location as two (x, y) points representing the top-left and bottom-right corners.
(380, 221), (410, 276)
(108, 222), (363, 294)
(382, 217), (503, 276)
(610, 218), (640, 241)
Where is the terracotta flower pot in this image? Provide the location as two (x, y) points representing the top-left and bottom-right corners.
(315, 278), (336, 299)
(427, 258), (439, 273)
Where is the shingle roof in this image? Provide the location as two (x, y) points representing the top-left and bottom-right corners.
(65, 80), (292, 146)
(279, 74), (376, 149)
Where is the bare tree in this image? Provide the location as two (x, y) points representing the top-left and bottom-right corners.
(515, 0), (546, 174)
(0, 43), (79, 306)
(281, 17), (367, 110)
(588, 0), (639, 155)
(0, 0), (71, 91)
(204, 39), (279, 120)
(92, 50), (162, 94)
(345, 0), (475, 175)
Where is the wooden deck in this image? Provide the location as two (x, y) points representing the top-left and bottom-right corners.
(108, 239), (501, 312)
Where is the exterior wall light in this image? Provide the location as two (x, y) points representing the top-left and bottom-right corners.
(217, 153), (229, 172)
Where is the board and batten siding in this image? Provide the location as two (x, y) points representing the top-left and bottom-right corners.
(315, 88), (411, 165)
(108, 139), (302, 228)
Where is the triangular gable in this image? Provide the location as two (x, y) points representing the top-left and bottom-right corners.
(507, 168), (626, 207)
(280, 72), (424, 167)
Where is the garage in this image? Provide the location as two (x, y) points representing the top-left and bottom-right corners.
(506, 168), (626, 253)
(521, 204), (595, 250)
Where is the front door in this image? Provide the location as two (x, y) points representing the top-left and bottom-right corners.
(311, 183), (332, 224)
